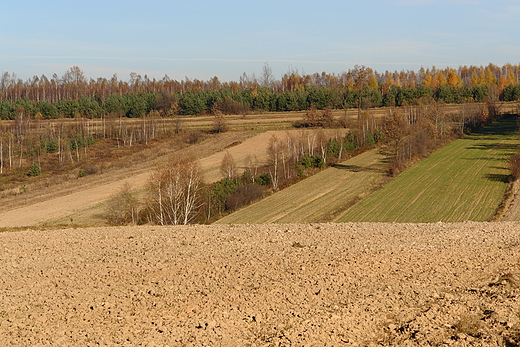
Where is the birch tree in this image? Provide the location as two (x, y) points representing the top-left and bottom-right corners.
(147, 156), (204, 225)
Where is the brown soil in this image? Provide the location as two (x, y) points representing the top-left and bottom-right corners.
(1, 222), (520, 346)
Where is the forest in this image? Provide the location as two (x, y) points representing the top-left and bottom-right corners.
(0, 63), (520, 120)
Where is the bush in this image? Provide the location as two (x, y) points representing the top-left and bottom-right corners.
(300, 154), (324, 169)
(258, 173), (271, 185)
(312, 155), (325, 168)
(225, 184), (264, 211)
(78, 165), (99, 178)
(84, 165), (99, 175)
(511, 154), (520, 181)
(300, 154), (313, 168)
(27, 163), (41, 177)
(104, 183), (139, 225)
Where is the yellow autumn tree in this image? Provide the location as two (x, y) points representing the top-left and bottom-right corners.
(447, 68), (462, 87)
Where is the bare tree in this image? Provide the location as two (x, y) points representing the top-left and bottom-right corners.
(211, 110), (228, 133)
(261, 61), (274, 88)
(147, 155), (204, 225)
(268, 135), (281, 190)
(244, 154), (259, 183)
(0, 132), (3, 174)
(220, 151), (237, 180)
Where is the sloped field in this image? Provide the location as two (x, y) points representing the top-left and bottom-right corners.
(337, 117), (520, 222)
(215, 149), (389, 224)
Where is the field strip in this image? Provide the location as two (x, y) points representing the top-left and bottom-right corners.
(214, 149), (389, 224)
(336, 117), (520, 222)
(0, 172), (152, 228)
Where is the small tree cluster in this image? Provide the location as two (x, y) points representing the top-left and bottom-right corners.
(383, 100), (497, 176)
(146, 156), (204, 225)
(297, 106), (335, 127)
(0, 112), (178, 178)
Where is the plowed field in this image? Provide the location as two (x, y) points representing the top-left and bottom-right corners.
(1, 222), (520, 346)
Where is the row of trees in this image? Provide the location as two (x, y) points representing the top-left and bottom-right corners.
(0, 111), (178, 176)
(107, 124), (383, 225)
(0, 82), (514, 121)
(1, 64), (520, 119)
(0, 93), (158, 120)
(2, 64), (520, 102)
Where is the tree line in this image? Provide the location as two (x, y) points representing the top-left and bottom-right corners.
(1, 64), (520, 119)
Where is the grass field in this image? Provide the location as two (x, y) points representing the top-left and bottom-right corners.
(214, 148), (389, 224)
(336, 116), (520, 222)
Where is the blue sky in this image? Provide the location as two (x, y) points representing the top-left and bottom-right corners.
(1, 0), (519, 82)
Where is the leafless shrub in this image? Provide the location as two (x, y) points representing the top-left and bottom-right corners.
(83, 164), (99, 175)
(225, 184), (264, 211)
(182, 130), (204, 144)
(104, 182), (139, 225)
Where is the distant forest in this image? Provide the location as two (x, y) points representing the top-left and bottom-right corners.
(1, 63), (520, 119)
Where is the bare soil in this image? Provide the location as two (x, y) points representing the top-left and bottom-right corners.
(1, 222), (520, 346)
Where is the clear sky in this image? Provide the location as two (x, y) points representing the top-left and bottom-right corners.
(1, 0), (519, 82)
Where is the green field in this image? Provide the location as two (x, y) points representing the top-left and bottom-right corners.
(214, 148), (389, 224)
(336, 116), (520, 222)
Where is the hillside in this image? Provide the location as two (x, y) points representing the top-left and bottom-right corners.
(1, 222), (519, 346)
(215, 148), (389, 224)
(337, 116), (520, 222)
(218, 116), (520, 224)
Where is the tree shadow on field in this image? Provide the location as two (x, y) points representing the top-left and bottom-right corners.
(465, 143), (519, 152)
(461, 156), (504, 162)
(470, 116), (520, 137)
(485, 173), (511, 183)
(332, 163), (385, 173)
